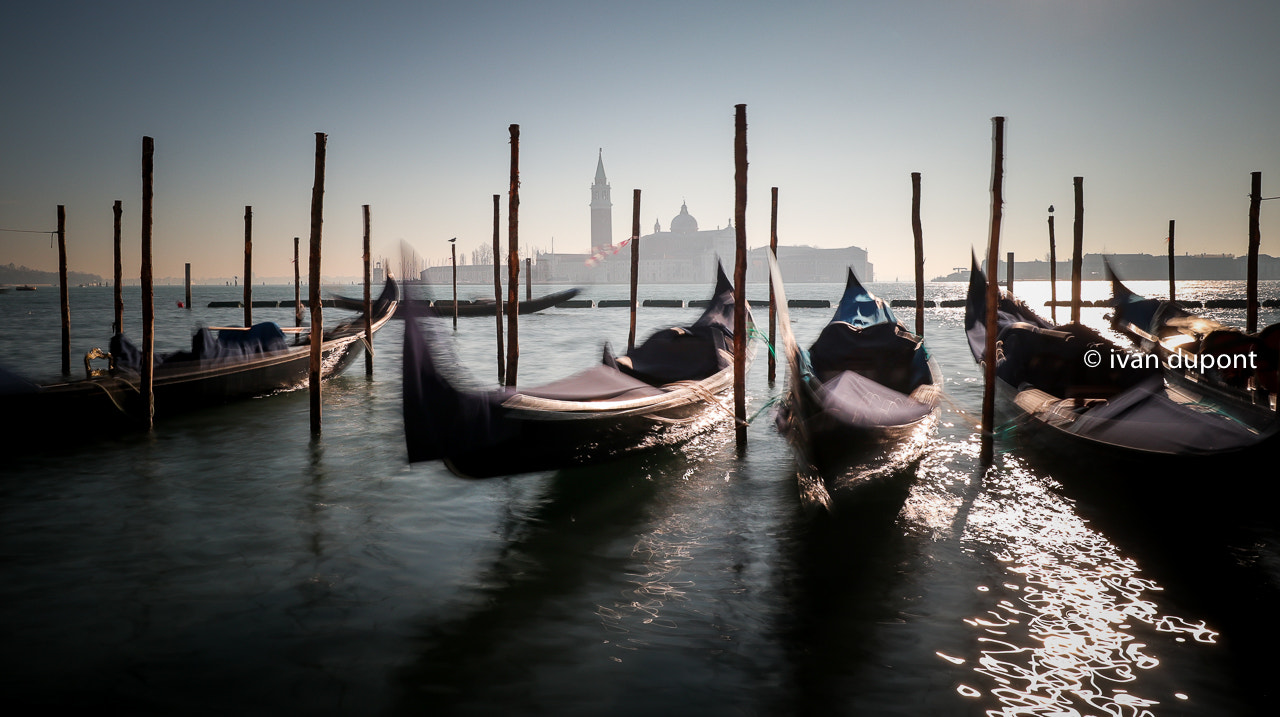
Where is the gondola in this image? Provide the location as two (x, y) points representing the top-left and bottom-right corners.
(332, 287), (581, 318)
(426, 288), (582, 317)
(964, 258), (1277, 464)
(773, 262), (942, 495)
(1108, 264), (1279, 407)
(1, 277), (399, 447)
(402, 266), (751, 478)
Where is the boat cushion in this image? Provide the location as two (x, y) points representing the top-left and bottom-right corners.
(818, 369), (933, 428)
(516, 364), (665, 401)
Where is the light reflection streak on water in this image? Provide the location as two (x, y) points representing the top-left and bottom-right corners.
(914, 443), (1218, 716)
(594, 428), (729, 649)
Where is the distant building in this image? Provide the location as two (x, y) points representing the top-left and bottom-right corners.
(930, 253), (1280, 282)
(427, 152), (874, 285)
(535, 153), (872, 284)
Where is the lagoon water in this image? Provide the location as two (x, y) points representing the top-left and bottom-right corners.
(2, 278), (1279, 715)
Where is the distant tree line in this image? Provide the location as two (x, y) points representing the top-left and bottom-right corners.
(1, 262), (105, 286)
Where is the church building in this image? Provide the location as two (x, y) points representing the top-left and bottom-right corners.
(534, 152), (873, 284)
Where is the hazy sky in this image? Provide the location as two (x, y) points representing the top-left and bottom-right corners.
(3, 0), (1277, 282)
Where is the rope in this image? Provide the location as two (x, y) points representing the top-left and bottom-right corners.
(746, 326), (776, 360)
(747, 394), (781, 424)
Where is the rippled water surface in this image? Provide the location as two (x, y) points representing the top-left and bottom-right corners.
(2, 279), (1278, 715)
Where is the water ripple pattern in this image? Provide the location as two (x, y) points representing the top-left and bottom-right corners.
(939, 453), (1219, 716)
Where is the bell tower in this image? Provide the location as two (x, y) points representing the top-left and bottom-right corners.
(590, 149), (612, 253)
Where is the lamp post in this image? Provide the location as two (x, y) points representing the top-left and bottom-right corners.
(449, 237), (458, 330)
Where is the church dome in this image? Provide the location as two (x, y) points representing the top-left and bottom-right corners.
(670, 202), (698, 234)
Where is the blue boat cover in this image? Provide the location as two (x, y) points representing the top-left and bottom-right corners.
(112, 322), (290, 371)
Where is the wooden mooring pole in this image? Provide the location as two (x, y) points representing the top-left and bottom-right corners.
(58, 206), (70, 376)
(492, 194), (505, 385)
(1248, 171), (1261, 333)
(506, 124), (520, 388)
(768, 186), (779, 383)
(294, 237), (302, 327)
(308, 133), (327, 435)
(363, 205), (373, 377)
(911, 173), (925, 337)
(1006, 251), (1014, 293)
(141, 137), (155, 430)
(980, 117), (1006, 468)
(1048, 207), (1057, 324)
(1071, 177), (1084, 325)
(1167, 219), (1176, 301)
(185, 263), (191, 311)
(451, 238), (458, 330)
(733, 104), (748, 448)
(243, 206), (252, 326)
(525, 257), (531, 302)
(114, 201), (124, 329)
(628, 188), (641, 353)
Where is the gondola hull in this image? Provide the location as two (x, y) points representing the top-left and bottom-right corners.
(1, 278), (399, 448)
(433, 366), (736, 479)
(964, 260), (1277, 468)
(781, 359), (942, 471)
(404, 268), (749, 478)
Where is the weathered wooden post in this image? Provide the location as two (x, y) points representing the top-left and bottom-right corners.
(141, 137), (155, 430)
(1167, 219), (1176, 301)
(525, 257), (531, 301)
(506, 124), (520, 387)
(1248, 171), (1261, 333)
(492, 194), (505, 385)
(733, 104), (748, 448)
(57, 206), (70, 376)
(1006, 251), (1014, 293)
(450, 237), (458, 330)
(243, 205), (252, 326)
(980, 117), (1006, 467)
(1071, 177), (1084, 325)
(363, 205), (373, 377)
(911, 173), (924, 337)
(114, 201), (125, 329)
(628, 188), (641, 353)
(768, 186), (779, 383)
(294, 237), (302, 327)
(1048, 207), (1057, 323)
(185, 263), (191, 311)
(308, 132), (327, 435)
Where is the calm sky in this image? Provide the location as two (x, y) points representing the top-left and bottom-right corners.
(2, 0), (1277, 283)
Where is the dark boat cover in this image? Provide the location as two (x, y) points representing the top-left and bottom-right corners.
(963, 254), (1053, 364)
